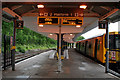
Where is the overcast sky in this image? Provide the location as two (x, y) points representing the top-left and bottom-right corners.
(81, 21), (119, 39)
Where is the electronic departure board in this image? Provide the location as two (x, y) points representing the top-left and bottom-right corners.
(38, 17), (59, 25)
(62, 17), (83, 25)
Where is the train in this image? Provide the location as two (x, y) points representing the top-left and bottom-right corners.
(75, 32), (120, 70)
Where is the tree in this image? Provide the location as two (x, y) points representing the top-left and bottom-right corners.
(76, 36), (85, 41)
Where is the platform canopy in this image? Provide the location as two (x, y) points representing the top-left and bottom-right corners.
(2, 1), (120, 43)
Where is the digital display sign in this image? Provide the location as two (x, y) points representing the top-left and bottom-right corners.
(98, 21), (108, 29)
(62, 17), (83, 25)
(16, 20), (24, 29)
(38, 17), (59, 25)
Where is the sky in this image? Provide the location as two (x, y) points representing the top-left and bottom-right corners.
(81, 21), (119, 39)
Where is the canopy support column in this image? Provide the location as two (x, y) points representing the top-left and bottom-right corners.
(105, 20), (109, 73)
(58, 18), (62, 72)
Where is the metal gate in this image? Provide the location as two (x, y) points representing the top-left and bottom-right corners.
(2, 35), (12, 70)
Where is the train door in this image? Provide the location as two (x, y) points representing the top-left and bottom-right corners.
(95, 39), (98, 59)
(85, 41), (88, 55)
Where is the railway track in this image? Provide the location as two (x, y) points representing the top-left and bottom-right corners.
(2, 49), (53, 70)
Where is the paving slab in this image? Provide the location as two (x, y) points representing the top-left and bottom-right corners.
(2, 49), (119, 79)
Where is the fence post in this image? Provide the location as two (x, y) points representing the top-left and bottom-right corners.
(12, 18), (17, 71)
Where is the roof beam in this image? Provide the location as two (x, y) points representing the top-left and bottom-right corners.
(99, 9), (119, 21)
(100, 6), (112, 11)
(2, 7), (22, 20)
(21, 8), (38, 16)
(11, 5), (23, 10)
(2, 2), (119, 6)
(22, 13), (39, 16)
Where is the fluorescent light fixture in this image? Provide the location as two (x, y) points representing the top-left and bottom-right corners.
(50, 34), (53, 36)
(37, 4), (44, 8)
(39, 24), (43, 27)
(70, 34), (73, 36)
(76, 25), (81, 28)
(79, 5), (87, 9)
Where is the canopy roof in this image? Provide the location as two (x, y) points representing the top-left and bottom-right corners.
(2, 1), (120, 43)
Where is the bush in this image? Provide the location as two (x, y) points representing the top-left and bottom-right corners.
(17, 46), (26, 53)
(2, 20), (57, 53)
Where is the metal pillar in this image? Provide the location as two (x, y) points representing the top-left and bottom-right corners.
(61, 34), (64, 55)
(65, 42), (67, 49)
(57, 34), (59, 54)
(58, 18), (62, 72)
(66, 42), (68, 49)
(70, 43), (72, 48)
(12, 18), (17, 71)
(105, 20), (109, 73)
(72, 43), (73, 48)
(0, 2), (2, 79)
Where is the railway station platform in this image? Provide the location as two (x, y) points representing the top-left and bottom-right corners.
(2, 49), (119, 79)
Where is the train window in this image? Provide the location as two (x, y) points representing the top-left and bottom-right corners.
(105, 34), (120, 50)
(79, 42), (81, 49)
(89, 43), (91, 48)
(115, 35), (120, 49)
(97, 40), (100, 50)
(82, 43), (84, 47)
(105, 35), (115, 49)
(109, 35), (115, 49)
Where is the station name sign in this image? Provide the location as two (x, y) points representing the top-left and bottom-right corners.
(98, 21), (108, 29)
(37, 17), (83, 26)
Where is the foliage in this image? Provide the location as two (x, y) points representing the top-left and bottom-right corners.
(76, 36), (85, 41)
(2, 21), (57, 53)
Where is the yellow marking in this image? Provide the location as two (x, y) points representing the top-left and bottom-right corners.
(62, 45), (67, 48)
(59, 47), (61, 49)
(61, 55), (64, 59)
(0, 48), (1, 54)
(106, 48), (109, 51)
(56, 53), (64, 60)
(11, 46), (16, 50)
(56, 52), (59, 59)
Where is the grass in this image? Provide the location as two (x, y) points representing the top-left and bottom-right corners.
(16, 44), (57, 53)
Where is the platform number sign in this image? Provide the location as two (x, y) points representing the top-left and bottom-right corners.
(98, 21), (107, 29)
(16, 20), (24, 29)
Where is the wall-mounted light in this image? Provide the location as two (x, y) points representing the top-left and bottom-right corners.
(37, 4), (44, 8)
(79, 5), (87, 9)
(39, 24), (43, 27)
(70, 34), (73, 36)
(76, 25), (81, 28)
(50, 34), (53, 36)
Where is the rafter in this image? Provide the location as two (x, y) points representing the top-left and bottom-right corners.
(21, 8), (39, 16)
(2, 7), (22, 20)
(99, 9), (119, 21)
(100, 6), (112, 11)
(11, 5), (23, 10)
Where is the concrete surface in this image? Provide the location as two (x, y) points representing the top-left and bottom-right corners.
(2, 49), (119, 79)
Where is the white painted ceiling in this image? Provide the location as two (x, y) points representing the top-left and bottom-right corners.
(23, 16), (98, 43)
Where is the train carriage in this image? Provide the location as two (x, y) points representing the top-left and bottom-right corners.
(76, 32), (120, 66)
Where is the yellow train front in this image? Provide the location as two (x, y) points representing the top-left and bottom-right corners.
(76, 32), (120, 70)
